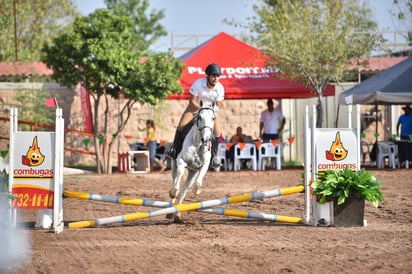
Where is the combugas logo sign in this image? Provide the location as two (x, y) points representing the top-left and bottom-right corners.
(325, 132), (348, 162)
(22, 136), (45, 167)
(12, 133), (55, 209)
(13, 133), (54, 180)
(316, 129), (358, 171)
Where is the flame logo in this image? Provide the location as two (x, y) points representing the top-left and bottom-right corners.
(22, 136), (45, 166)
(325, 131), (348, 161)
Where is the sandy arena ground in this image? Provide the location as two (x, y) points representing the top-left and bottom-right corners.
(3, 167), (412, 274)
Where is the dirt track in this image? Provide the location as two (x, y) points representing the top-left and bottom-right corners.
(3, 168), (412, 274)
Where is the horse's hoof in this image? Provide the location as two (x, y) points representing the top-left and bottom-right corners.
(193, 185), (202, 195)
(173, 215), (184, 224)
(169, 188), (178, 199)
(165, 213), (174, 220)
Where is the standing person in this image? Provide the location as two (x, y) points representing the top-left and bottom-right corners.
(167, 63), (225, 168)
(146, 119), (166, 172)
(397, 105), (412, 140)
(259, 99), (286, 142)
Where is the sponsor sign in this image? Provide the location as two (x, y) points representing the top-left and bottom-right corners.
(315, 129), (358, 172)
(11, 132), (55, 209)
(186, 66), (278, 79)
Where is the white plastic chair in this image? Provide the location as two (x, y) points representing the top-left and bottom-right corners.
(376, 142), (397, 169)
(233, 143), (257, 171)
(213, 143), (228, 172)
(388, 142), (400, 168)
(258, 142), (282, 170)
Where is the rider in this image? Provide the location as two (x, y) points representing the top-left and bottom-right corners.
(167, 63), (225, 168)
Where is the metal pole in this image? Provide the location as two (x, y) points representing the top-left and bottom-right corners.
(13, 0), (18, 61)
(117, 99), (120, 160)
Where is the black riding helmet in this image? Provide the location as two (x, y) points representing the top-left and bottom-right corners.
(205, 63), (222, 76)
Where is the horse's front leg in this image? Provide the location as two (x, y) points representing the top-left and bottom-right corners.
(193, 151), (211, 195)
(173, 171), (197, 223)
(176, 171), (197, 204)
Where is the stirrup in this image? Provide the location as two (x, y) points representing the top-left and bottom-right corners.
(166, 148), (177, 159)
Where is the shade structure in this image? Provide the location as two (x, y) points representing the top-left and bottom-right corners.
(168, 32), (335, 100)
(339, 56), (412, 105)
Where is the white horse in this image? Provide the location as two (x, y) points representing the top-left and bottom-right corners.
(167, 101), (216, 223)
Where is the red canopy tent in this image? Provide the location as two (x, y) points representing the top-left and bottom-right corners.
(168, 32), (335, 100)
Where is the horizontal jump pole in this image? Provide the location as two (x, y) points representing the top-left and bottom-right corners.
(67, 185), (304, 228)
(198, 208), (301, 223)
(64, 189), (174, 207)
(64, 189), (302, 224)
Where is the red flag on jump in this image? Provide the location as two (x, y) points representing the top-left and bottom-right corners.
(45, 97), (58, 107)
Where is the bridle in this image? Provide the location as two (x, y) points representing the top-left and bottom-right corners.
(194, 107), (215, 132)
(193, 106), (215, 146)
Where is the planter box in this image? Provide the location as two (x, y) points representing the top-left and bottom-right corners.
(128, 151), (150, 173)
(332, 197), (365, 227)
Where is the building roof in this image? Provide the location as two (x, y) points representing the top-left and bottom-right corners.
(347, 56), (408, 72)
(0, 62), (53, 77)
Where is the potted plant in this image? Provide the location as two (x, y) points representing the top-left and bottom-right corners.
(0, 169), (17, 201)
(312, 167), (384, 226)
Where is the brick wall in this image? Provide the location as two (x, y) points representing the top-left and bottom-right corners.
(0, 82), (402, 166)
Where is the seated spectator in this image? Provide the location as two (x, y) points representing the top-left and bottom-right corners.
(228, 126), (252, 169)
(230, 126), (252, 143)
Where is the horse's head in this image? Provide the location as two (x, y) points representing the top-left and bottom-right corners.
(194, 101), (216, 145)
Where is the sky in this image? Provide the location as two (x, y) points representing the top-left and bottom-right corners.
(73, 0), (410, 57)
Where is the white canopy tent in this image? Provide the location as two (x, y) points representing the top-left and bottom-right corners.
(339, 56), (412, 105)
(338, 56), (412, 163)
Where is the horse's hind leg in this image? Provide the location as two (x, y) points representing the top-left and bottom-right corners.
(169, 161), (186, 199)
(167, 161), (187, 220)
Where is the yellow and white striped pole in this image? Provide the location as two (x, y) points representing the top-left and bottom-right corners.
(64, 189), (302, 223)
(64, 189), (173, 207)
(67, 185), (304, 228)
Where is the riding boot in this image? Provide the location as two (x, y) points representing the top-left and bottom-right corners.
(210, 137), (222, 169)
(166, 129), (184, 159)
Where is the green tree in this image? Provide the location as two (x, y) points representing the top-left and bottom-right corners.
(389, 0), (412, 47)
(42, 9), (184, 174)
(0, 0), (77, 61)
(249, 0), (380, 127)
(11, 89), (55, 130)
(389, 0), (412, 31)
(105, 0), (167, 51)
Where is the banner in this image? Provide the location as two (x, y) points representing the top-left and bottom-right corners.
(80, 84), (93, 133)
